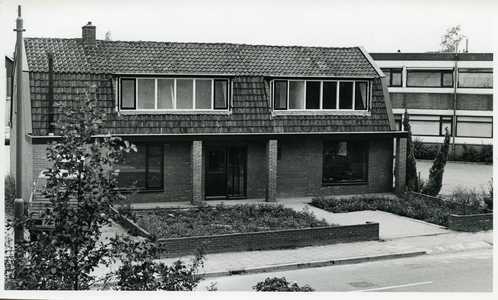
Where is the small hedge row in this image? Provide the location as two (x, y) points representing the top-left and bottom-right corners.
(311, 193), (489, 227)
(136, 203), (331, 239)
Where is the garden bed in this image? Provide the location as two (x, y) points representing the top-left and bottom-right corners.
(311, 193), (491, 229)
(113, 203), (380, 258)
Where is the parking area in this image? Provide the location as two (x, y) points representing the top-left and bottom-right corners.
(416, 160), (493, 195)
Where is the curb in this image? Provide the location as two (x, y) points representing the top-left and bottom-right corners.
(200, 250), (427, 279)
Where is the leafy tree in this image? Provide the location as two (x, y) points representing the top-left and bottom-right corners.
(440, 25), (466, 53)
(421, 127), (451, 196)
(5, 86), (135, 290)
(402, 112), (419, 192)
(5, 85), (207, 290)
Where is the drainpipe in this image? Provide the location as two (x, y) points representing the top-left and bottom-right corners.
(452, 54), (458, 160)
(48, 52), (54, 134)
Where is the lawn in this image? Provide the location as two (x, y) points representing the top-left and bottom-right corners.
(134, 203), (332, 239)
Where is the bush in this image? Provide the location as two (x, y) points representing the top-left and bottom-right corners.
(253, 277), (314, 292)
(462, 144), (493, 164)
(4, 175), (16, 217)
(413, 138), (439, 160)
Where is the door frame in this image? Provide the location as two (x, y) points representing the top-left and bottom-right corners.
(205, 145), (247, 200)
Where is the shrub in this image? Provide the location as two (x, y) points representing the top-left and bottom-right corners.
(479, 144), (493, 164)
(413, 138), (439, 160)
(4, 175), (16, 217)
(253, 277), (314, 292)
(421, 127), (450, 196)
(483, 179), (493, 211)
(403, 112), (419, 192)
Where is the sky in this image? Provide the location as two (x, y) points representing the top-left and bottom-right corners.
(1, 0), (496, 58)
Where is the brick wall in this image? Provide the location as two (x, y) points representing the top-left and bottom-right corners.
(448, 213), (493, 232)
(390, 93), (492, 111)
(277, 137), (394, 198)
(156, 222), (379, 258)
(390, 93), (453, 110)
(456, 94), (493, 111)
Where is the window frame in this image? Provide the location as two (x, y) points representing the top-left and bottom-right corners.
(455, 116), (493, 138)
(322, 140), (369, 185)
(119, 77), (230, 111)
(116, 143), (164, 191)
(406, 69), (454, 88)
(381, 68), (403, 87)
(409, 115), (453, 137)
(457, 68), (493, 89)
(271, 79), (371, 111)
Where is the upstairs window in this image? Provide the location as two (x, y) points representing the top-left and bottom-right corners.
(120, 78), (229, 111)
(406, 70), (453, 87)
(272, 80), (370, 111)
(382, 68), (402, 87)
(458, 69), (493, 88)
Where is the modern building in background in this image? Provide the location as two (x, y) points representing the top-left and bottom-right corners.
(371, 52), (493, 160)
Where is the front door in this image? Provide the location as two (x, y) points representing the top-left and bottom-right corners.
(206, 146), (247, 199)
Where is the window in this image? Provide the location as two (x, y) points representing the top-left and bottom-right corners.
(456, 116), (493, 138)
(116, 144), (164, 190)
(406, 70), (453, 87)
(410, 115), (452, 136)
(120, 78), (229, 111)
(323, 141), (368, 184)
(272, 80), (370, 111)
(458, 69), (493, 88)
(382, 68), (402, 87)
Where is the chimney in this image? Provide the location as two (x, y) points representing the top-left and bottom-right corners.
(82, 21), (96, 46)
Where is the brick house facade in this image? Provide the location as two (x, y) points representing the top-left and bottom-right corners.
(11, 22), (407, 203)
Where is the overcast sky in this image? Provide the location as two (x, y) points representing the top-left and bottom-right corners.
(1, 0), (496, 57)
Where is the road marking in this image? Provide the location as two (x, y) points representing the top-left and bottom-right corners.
(351, 281), (433, 292)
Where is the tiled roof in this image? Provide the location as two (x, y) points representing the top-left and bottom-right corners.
(24, 38), (380, 77)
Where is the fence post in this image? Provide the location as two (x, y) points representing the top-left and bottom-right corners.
(14, 198), (25, 244)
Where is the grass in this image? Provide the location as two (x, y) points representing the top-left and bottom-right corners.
(311, 191), (491, 227)
(135, 203), (331, 239)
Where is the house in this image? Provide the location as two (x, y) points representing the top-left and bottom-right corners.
(10, 22), (407, 203)
(371, 52), (493, 160)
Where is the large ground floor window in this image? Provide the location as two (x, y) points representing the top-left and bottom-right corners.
(116, 144), (164, 190)
(323, 141), (368, 184)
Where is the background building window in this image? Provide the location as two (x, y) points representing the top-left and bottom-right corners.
(456, 116), (493, 138)
(406, 70), (453, 87)
(458, 69), (493, 88)
(323, 141), (368, 184)
(382, 68), (402, 87)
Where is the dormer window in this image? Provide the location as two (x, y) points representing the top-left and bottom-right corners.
(271, 79), (370, 111)
(120, 77), (229, 111)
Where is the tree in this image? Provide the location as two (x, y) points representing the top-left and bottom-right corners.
(105, 31), (112, 41)
(5, 85), (206, 290)
(440, 25), (466, 53)
(5, 86), (135, 290)
(421, 127), (451, 196)
(402, 111), (419, 192)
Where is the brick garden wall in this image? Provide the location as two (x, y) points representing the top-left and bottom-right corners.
(156, 222), (379, 258)
(448, 213), (493, 232)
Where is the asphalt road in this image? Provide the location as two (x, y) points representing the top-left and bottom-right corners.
(196, 249), (493, 292)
